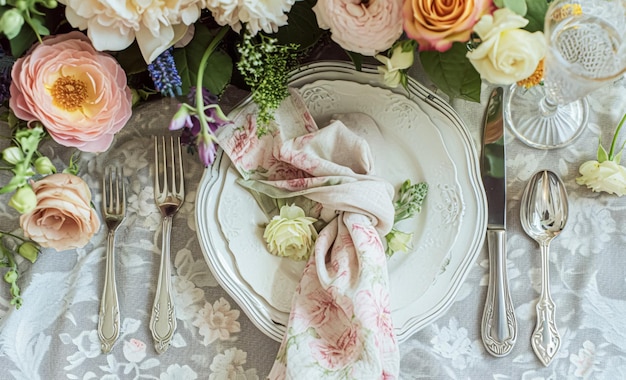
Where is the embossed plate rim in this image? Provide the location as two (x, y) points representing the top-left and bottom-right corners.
(196, 61), (487, 342)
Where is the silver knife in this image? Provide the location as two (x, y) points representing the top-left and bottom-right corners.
(480, 87), (517, 357)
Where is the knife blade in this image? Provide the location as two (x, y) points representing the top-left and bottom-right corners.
(480, 87), (517, 357)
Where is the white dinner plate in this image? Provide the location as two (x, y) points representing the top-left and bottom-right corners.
(196, 61), (487, 342)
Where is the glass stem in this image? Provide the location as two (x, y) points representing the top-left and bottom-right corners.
(539, 95), (559, 117)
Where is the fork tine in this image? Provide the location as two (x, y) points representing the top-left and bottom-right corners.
(120, 168), (126, 215)
(174, 137), (184, 196)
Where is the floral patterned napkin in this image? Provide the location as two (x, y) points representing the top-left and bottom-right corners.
(215, 90), (400, 378)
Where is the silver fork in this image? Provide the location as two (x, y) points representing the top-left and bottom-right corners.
(98, 166), (126, 353)
(150, 136), (185, 354)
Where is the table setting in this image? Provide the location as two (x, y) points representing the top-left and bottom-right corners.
(1, 0), (626, 379)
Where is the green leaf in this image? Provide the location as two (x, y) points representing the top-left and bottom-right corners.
(346, 51), (364, 71)
(524, 0), (549, 32)
(273, 0), (322, 51)
(173, 25), (233, 96)
(597, 142), (609, 163)
(8, 25), (37, 58)
(110, 42), (147, 75)
(504, 0), (527, 15)
(419, 42), (482, 102)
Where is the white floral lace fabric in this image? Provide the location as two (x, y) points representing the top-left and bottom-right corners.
(0, 76), (625, 379)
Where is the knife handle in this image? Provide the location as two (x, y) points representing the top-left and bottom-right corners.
(481, 229), (517, 356)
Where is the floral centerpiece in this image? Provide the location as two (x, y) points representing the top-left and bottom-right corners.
(0, 0), (548, 308)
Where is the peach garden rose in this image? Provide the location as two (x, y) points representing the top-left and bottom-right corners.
(313, 0), (404, 56)
(403, 0), (493, 52)
(9, 31), (132, 153)
(20, 173), (100, 251)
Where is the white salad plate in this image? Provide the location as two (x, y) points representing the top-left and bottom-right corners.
(196, 61), (487, 342)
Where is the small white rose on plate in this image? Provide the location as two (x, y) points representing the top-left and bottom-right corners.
(263, 204), (318, 261)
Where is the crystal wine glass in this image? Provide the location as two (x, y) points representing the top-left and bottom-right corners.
(505, 0), (626, 149)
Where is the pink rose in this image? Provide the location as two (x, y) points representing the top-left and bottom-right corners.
(313, 0), (404, 56)
(20, 173), (100, 251)
(403, 0), (493, 52)
(9, 31), (132, 152)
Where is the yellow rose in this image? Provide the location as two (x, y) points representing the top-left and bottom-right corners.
(263, 204), (318, 261)
(576, 160), (626, 196)
(467, 8), (546, 85)
(403, 0), (492, 52)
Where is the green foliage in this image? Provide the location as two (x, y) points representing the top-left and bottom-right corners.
(173, 24), (234, 96)
(237, 32), (299, 131)
(419, 42), (482, 102)
(524, 0), (549, 33)
(273, 0), (323, 52)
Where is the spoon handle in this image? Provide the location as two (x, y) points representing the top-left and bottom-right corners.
(531, 243), (561, 366)
(481, 229), (517, 356)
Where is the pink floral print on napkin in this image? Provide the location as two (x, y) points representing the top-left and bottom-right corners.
(216, 90), (400, 379)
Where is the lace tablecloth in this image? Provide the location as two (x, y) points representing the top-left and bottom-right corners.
(1, 70), (625, 379)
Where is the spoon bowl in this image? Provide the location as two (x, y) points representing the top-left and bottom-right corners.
(520, 170), (568, 366)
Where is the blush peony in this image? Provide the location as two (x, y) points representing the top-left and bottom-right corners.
(403, 0), (492, 52)
(20, 173), (100, 251)
(9, 32), (132, 153)
(313, 0), (404, 56)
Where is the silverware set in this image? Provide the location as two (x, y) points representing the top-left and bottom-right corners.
(480, 87), (569, 366)
(96, 136), (185, 354)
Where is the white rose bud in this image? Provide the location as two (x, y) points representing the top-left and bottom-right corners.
(2, 146), (24, 165)
(9, 185), (37, 214)
(576, 160), (626, 196)
(0, 9), (25, 39)
(263, 204), (318, 261)
(34, 156), (56, 175)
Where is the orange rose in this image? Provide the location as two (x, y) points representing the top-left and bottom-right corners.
(403, 0), (493, 52)
(20, 173), (100, 251)
(9, 31), (132, 152)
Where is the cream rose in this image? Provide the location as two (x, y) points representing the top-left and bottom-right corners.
(403, 0), (492, 52)
(313, 0), (404, 56)
(467, 8), (546, 85)
(59, 0), (203, 63)
(20, 173), (100, 251)
(263, 204), (318, 261)
(9, 32), (132, 153)
(576, 160), (626, 196)
(205, 0), (296, 36)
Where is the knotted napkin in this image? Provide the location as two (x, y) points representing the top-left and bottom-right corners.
(216, 90), (400, 379)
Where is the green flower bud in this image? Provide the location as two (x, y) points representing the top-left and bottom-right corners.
(34, 156), (56, 174)
(18, 242), (39, 263)
(4, 269), (18, 284)
(9, 186), (37, 214)
(2, 146), (24, 165)
(0, 9), (24, 39)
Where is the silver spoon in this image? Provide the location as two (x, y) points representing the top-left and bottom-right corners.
(520, 170), (568, 366)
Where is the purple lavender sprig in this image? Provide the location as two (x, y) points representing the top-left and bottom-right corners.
(147, 47), (182, 98)
(168, 26), (230, 167)
(170, 87), (229, 166)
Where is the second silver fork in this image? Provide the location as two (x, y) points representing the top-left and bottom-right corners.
(151, 136), (185, 354)
(98, 166), (126, 353)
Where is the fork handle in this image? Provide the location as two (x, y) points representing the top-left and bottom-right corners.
(150, 215), (177, 354)
(98, 231), (120, 353)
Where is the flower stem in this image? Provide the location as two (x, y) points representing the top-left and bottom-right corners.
(195, 26), (229, 143)
(608, 113), (626, 160)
